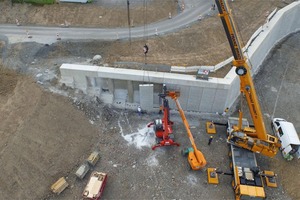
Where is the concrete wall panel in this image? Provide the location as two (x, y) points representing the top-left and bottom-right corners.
(153, 84), (162, 107)
(199, 88), (215, 112)
(212, 89), (228, 113)
(176, 85), (190, 111)
(186, 87), (203, 111)
(139, 84), (154, 110)
(132, 82), (140, 103)
(114, 80), (128, 103)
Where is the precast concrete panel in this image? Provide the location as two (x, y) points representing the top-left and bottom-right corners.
(114, 80), (128, 103)
(86, 77), (97, 87)
(101, 78), (108, 89)
(212, 89), (229, 113)
(132, 82), (140, 103)
(186, 87), (203, 112)
(127, 81), (134, 103)
(114, 79), (127, 89)
(245, 3), (300, 74)
(133, 90), (140, 104)
(199, 88), (216, 112)
(251, 16), (287, 71)
(154, 92), (161, 108)
(153, 84), (162, 107)
(139, 84), (154, 110)
(132, 82), (140, 90)
(225, 75), (240, 109)
(176, 85), (190, 111)
(95, 77), (102, 88)
(168, 98), (176, 110)
(114, 89), (128, 103)
(107, 79), (114, 94)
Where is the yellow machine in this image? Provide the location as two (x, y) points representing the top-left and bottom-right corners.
(166, 90), (207, 170)
(208, 1), (279, 199)
(215, 0), (281, 157)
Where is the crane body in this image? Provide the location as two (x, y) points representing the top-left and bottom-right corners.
(207, 1), (279, 199)
(167, 90), (207, 170)
(215, 0), (280, 157)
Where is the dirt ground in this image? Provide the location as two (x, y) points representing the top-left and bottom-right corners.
(0, 0), (299, 199)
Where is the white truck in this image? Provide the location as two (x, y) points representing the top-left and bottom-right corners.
(271, 118), (300, 160)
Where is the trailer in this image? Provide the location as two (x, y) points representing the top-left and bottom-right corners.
(229, 117), (266, 199)
(208, 117), (277, 199)
(82, 171), (107, 200)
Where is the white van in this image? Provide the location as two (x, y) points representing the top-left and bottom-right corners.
(271, 118), (300, 161)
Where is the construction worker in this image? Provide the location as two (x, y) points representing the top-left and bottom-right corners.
(208, 136), (213, 145)
(222, 107), (229, 116)
(158, 105), (163, 114)
(143, 44), (149, 55)
(209, 121), (214, 129)
(137, 106), (142, 116)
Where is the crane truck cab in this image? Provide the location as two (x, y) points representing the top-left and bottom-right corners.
(271, 118), (300, 160)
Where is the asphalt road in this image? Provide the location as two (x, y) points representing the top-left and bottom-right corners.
(0, 0), (212, 44)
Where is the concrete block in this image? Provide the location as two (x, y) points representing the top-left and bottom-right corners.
(139, 84), (153, 110)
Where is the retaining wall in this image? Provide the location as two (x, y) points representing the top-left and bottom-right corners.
(60, 1), (300, 113)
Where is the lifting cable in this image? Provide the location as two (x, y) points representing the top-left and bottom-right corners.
(142, 0), (147, 83)
(143, 0), (149, 65)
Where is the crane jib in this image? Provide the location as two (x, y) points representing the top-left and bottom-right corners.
(248, 91), (258, 119)
(219, 0), (226, 12)
(231, 34), (242, 60)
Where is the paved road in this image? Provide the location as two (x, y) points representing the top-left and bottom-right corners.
(0, 0), (213, 44)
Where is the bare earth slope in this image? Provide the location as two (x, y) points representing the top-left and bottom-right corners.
(0, 0), (177, 28)
(0, 71), (99, 199)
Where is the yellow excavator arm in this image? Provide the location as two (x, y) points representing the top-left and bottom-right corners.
(215, 0), (281, 157)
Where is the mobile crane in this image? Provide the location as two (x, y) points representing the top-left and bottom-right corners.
(166, 89), (207, 170)
(215, 0), (281, 157)
(206, 0), (280, 199)
(147, 85), (180, 150)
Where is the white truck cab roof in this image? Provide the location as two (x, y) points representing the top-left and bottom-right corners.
(273, 118), (300, 144)
(272, 118), (300, 160)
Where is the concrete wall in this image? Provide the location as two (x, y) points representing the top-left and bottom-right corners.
(243, 2), (300, 75)
(59, 1), (300, 113)
(60, 64), (230, 113)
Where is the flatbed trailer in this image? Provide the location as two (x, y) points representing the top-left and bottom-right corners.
(227, 117), (276, 199)
(208, 118), (277, 199)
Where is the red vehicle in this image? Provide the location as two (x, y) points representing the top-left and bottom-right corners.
(148, 85), (180, 150)
(82, 171), (107, 200)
